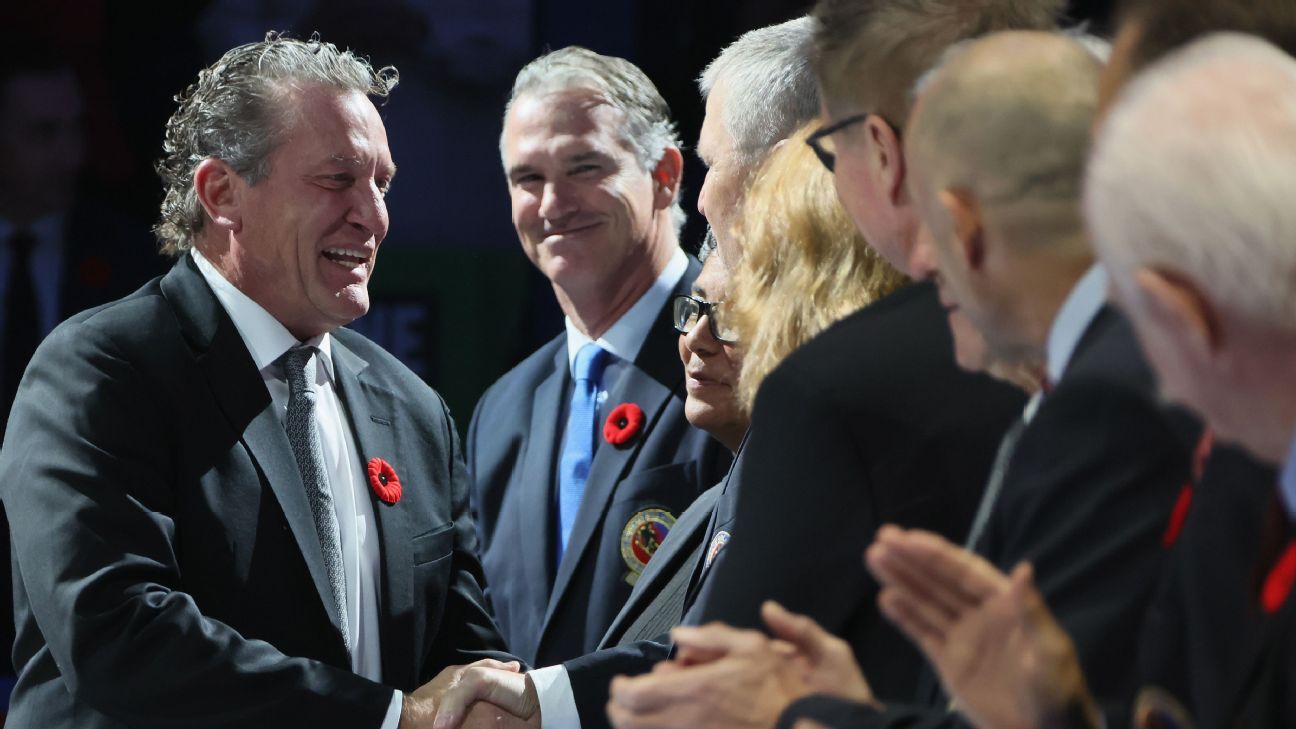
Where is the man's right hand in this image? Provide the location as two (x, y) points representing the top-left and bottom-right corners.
(865, 525), (1103, 729)
(399, 659), (533, 729)
(418, 664), (540, 729)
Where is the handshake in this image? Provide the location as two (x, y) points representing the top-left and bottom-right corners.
(399, 659), (541, 729)
(399, 598), (879, 729)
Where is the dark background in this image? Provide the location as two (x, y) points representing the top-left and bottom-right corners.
(2, 0), (1114, 431)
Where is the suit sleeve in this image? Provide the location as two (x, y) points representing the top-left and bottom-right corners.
(2, 321), (393, 727)
(419, 393), (516, 676)
(776, 696), (964, 729)
(563, 639), (672, 729)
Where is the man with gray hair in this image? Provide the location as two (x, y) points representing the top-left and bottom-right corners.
(0, 33), (520, 729)
(468, 46), (729, 673)
(424, 21), (827, 729)
(864, 32), (1296, 729)
(695, 16), (821, 259)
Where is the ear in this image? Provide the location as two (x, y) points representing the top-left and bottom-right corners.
(936, 188), (986, 272)
(652, 146), (685, 210)
(194, 157), (243, 234)
(867, 115), (907, 204)
(1133, 267), (1222, 356)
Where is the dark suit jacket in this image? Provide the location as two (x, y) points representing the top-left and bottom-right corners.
(778, 307), (1198, 729)
(468, 257), (730, 666)
(0, 201), (166, 683)
(0, 256), (509, 728)
(1136, 445), (1290, 729)
(688, 281), (1025, 701)
(560, 485), (723, 729)
(599, 483), (722, 649)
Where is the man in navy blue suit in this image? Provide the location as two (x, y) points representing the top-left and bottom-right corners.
(468, 46), (729, 669)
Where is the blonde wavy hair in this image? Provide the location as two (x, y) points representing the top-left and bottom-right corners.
(730, 122), (909, 410)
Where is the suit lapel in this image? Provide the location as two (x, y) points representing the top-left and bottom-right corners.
(599, 485), (721, 649)
(331, 339), (417, 689)
(542, 272), (692, 632)
(515, 345), (567, 660)
(159, 257), (346, 650)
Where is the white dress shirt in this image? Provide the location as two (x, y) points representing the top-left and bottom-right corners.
(1044, 263), (1108, 388)
(532, 247), (689, 729)
(191, 250), (403, 728)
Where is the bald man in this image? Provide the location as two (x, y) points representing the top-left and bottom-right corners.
(865, 32), (1296, 729)
(606, 31), (1199, 729)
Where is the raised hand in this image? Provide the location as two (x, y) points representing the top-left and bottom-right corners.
(865, 525), (1102, 729)
(760, 601), (877, 707)
(608, 621), (811, 729)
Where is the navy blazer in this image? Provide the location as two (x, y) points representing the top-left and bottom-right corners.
(468, 257), (730, 666)
(0, 256), (510, 728)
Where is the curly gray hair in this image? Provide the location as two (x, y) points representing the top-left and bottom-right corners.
(154, 31), (398, 256)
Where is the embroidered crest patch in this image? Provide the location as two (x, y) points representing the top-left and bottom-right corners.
(621, 508), (676, 585)
(704, 530), (731, 570)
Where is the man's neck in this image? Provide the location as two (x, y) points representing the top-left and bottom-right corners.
(1012, 247), (1096, 363)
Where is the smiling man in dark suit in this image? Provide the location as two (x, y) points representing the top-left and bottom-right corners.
(468, 47), (730, 670)
(0, 33), (516, 729)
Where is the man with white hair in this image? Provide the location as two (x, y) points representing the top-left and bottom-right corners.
(865, 32), (1296, 729)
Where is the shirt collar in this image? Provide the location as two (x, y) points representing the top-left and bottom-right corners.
(1045, 263), (1108, 386)
(191, 248), (334, 381)
(564, 247), (688, 372)
(1281, 430), (1296, 522)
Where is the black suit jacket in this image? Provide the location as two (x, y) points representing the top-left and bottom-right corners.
(688, 281), (1025, 700)
(0, 256), (509, 728)
(468, 257), (730, 666)
(1136, 445), (1290, 729)
(779, 307), (1198, 729)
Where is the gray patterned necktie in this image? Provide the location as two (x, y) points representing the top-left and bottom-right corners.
(963, 415), (1028, 553)
(280, 345), (351, 652)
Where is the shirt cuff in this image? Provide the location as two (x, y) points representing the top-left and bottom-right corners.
(531, 664), (581, 729)
(380, 690), (403, 729)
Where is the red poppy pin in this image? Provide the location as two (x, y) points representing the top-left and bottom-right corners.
(604, 403), (645, 446)
(366, 457), (402, 505)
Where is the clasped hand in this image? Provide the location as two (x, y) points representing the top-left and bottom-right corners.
(606, 601), (878, 729)
(400, 658), (541, 729)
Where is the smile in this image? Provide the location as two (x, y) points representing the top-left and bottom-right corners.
(323, 247), (370, 269)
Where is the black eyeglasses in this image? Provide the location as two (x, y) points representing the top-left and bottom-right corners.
(672, 294), (738, 344)
(805, 113), (899, 172)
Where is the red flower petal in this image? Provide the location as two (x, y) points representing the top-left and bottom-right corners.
(1261, 539), (1296, 614)
(1162, 483), (1193, 547)
(603, 403), (645, 446)
(366, 457), (402, 505)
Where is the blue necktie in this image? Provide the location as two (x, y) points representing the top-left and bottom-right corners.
(557, 343), (608, 565)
